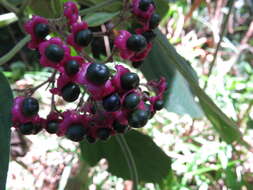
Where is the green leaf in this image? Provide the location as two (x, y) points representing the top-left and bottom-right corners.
(154, 0), (169, 18)
(29, 0), (63, 18)
(0, 71), (13, 190)
(80, 130), (171, 183)
(152, 30), (244, 144)
(0, 13), (18, 28)
(84, 11), (120, 27)
(141, 32), (204, 118)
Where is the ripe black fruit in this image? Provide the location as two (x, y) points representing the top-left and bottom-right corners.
(86, 63), (110, 85)
(45, 44), (64, 62)
(113, 121), (128, 133)
(46, 120), (59, 134)
(138, 0), (154, 11)
(22, 97), (39, 117)
(19, 122), (34, 135)
(65, 60), (79, 76)
(126, 34), (147, 52)
(61, 82), (80, 102)
(66, 124), (87, 142)
(97, 128), (111, 141)
(34, 23), (49, 39)
(142, 30), (156, 43)
(149, 13), (160, 29)
(154, 100), (164, 110)
(128, 109), (150, 128)
(103, 93), (121, 112)
(123, 93), (140, 109)
(121, 72), (140, 90)
(75, 29), (93, 46)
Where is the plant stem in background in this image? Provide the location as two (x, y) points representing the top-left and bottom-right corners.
(204, 0), (235, 89)
(0, 35), (30, 65)
(116, 135), (139, 190)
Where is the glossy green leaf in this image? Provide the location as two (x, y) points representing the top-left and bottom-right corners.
(0, 72), (13, 190)
(80, 130), (171, 183)
(141, 32), (204, 118)
(84, 11), (120, 27)
(151, 30), (243, 144)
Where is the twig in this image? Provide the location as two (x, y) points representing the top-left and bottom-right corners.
(0, 35), (30, 65)
(116, 134), (139, 190)
(1, 0), (19, 14)
(204, 0), (235, 89)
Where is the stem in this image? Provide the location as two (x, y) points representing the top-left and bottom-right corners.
(1, 0), (19, 14)
(116, 135), (139, 190)
(0, 35), (30, 65)
(79, 0), (118, 16)
(204, 0), (234, 89)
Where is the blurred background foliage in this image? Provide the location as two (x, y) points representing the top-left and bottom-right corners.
(1, 0), (253, 189)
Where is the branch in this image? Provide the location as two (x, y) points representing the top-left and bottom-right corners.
(204, 0), (235, 89)
(0, 35), (30, 65)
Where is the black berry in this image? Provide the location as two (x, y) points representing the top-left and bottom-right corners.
(75, 29), (93, 46)
(149, 13), (160, 29)
(19, 122), (34, 135)
(66, 123), (87, 142)
(113, 121), (128, 133)
(61, 82), (80, 102)
(46, 120), (59, 134)
(34, 23), (49, 39)
(103, 93), (121, 112)
(22, 97), (39, 117)
(64, 60), (80, 76)
(97, 128), (111, 141)
(126, 34), (147, 52)
(132, 61), (143, 68)
(154, 100), (164, 110)
(121, 72), (140, 90)
(139, 0), (154, 11)
(45, 44), (64, 62)
(128, 109), (150, 128)
(86, 63), (110, 85)
(123, 93), (140, 110)
(142, 30), (156, 43)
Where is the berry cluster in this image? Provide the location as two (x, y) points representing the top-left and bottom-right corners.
(12, 1), (166, 143)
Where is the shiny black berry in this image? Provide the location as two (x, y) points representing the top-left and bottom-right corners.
(126, 34), (147, 52)
(97, 128), (111, 141)
(86, 63), (110, 85)
(121, 72), (140, 90)
(75, 29), (93, 46)
(19, 123), (34, 135)
(66, 124), (87, 142)
(86, 136), (96, 143)
(103, 93), (121, 112)
(142, 30), (156, 43)
(61, 82), (80, 102)
(149, 13), (160, 29)
(139, 0), (154, 11)
(123, 93), (140, 110)
(64, 60), (80, 76)
(154, 100), (164, 110)
(128, 109), (150, 128)
(45, 44), (64, 62)
(22, 97), (39, 117)
(46, 120), (59, 134)
(34, 23), (49, 39)
(132, 61), (143, 68)
(113, 121), (128, 133)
